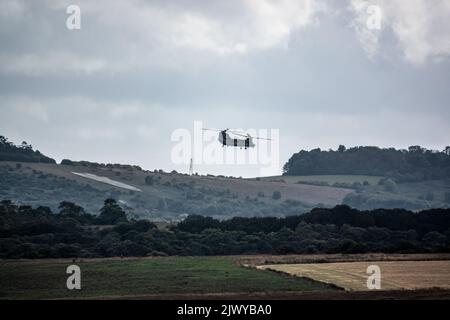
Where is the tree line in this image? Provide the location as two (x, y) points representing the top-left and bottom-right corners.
(283, 145), (450, 182)
(0, 135), (56, 164)
(178, 205), (450, 236)
(1, 200), (449, 258)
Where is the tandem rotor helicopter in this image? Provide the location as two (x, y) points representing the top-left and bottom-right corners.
(202, 128), (272, 149)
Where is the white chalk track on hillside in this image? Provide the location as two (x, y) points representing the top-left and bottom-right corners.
(72, 172), (142, 192)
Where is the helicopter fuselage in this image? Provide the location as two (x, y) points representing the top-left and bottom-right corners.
(218, 131), (255, 149)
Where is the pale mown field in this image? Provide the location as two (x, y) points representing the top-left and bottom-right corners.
(258, 260), (450, 291)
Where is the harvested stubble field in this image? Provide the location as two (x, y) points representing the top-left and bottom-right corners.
(258, 260), (450, 291)
(234, 253), (450, 267)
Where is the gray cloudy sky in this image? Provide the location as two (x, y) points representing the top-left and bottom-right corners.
(1, 0), (450, 177)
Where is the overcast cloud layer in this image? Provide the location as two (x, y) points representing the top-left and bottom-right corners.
(1, 0), (450, 177)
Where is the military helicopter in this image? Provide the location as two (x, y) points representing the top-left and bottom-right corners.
(202, 128), (271, 149)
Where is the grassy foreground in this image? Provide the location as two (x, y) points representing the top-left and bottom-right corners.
(0, 256), (334, 299)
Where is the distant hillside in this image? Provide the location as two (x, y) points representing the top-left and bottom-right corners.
(284, 145), (450, 182)
(259, 174), (450, 211)
(0, 161), (352, 221)
(2, 136), (449, 218)
(0, 136), (354, 220)
(0, 135), (55, 164)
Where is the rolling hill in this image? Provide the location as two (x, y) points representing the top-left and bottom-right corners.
(0, 161), (352, 221)
(261, 174), (450, 210)
(1, 136), (449, 220)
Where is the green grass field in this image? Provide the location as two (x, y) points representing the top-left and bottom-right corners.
(0, 256), (334, 299)
(261, 175), (383, 185)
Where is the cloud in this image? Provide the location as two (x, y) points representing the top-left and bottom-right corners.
(0, 53), (105, 76)
(2, 0), (449, 76)
(77, 128), (121, 141)
(0, 0), (324, 75)
(348, 0), (382, 60)
(0, 0), (27, 17)
(85, 0), (322, 54)
(1, 96), (49, 122)
(348, 0), (450, 65)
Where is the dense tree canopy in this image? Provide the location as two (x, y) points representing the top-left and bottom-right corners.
(1, 200), (449, 258)
(283, 146), (450, 182)
(97, 198), (128, 225)
(0, 135), (56, 163)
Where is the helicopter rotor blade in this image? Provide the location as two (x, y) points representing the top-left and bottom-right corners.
(202, 128), (272, 140)
(227, 130), (273, 140)
(229, 132), (249, 138)
(202, 128), (223, 132)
